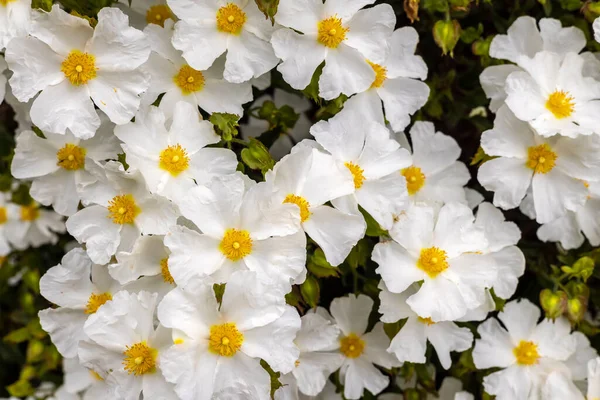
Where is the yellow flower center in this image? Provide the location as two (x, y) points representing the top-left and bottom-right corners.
(145, 4), (173, 27)
(0, 0), (16, 6)
(56, 143), (86, 171)
(283, 194), (311, 223)
(339, 333), (365, 358)
(546, 90), (574, 119)
(159, 144), (190, 176)
(107, 194), (140, 225)
(368, 61), (387, 88)
(160, 257), (175, 285)
(401, 165), (426, 195)
(85, 292), (112, 314)
(20, 205), (39, 221)
(513, 340), (540, 366)
(61, 51), (97, 86)
(0, 207), (7, 225)
(216, 3), (246, 35)
(526, 144), (557, 175)
(123, 342), (157, 375)
(345, 162), (365, 189)
(89, 370), (104, 381)
(219, 229), (253, 261)
(174, 65), (205, 95)
(417, 316), (435, 325)
(417, 247), (449, 278)
(209, 323), (244, 356)
(317, 16), (348, 48)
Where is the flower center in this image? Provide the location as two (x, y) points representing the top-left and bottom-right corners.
(345, 162), (365, 189)
(513, 340), (540, 366)
(160, 257), (174, 285)
(145, 4), (173, 27)
(209, 323), (244, 356)
(123, 342), (157, 375)
(174, 65), (205, 95)
(107, 194), (140, 225)
(61, 51), (97, 86)
(219, 229), (253, 261)
(417, 247), (449, 278)
(85, 292), (112, 314)
(56, 143), (86, 171)
(526, 144), (557, 175)
(339, 333), (365, 358)
(401, 166), (426, 195)
(368, 61), (387, 89)
(216, 3), (246, 35)
(20, 205), (39, 221)
(546, 90), (574, 119)
(0, 0), (16, 6)
(317, 16), (348, 48)
(159, 144), (190, 176)
(0, 207), (7, 225)
(283, 194), (311, 223)
(417, 316), (435, 325)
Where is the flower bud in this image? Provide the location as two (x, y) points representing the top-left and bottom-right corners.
(567, 297), (587, 323)
(433, 20), (461, 57)
(540, 289), (567, 319)
(300, 276), (320, 308)
(241, 138), (275, 175)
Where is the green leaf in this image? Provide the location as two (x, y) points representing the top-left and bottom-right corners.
(345, 238), (371, 270)
(260, 359), (282, 399)
(3, 327), (30, 344)
(307, 248), (340, 278)
(210, 113), (240, 142)
(300, 275), (320, 308)
(359, 208), (387, 237)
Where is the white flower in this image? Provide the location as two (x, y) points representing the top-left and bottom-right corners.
(79, 291), (178, 400)
(115, 102), (237, 201)
(266, 146), (365, 266)
(38, 248), (123, 358)
(395, 122), (470, 206)
(473, 299), (578, 400)
(309, 99), (411, 229)
(537, 181), (600, 249)
(62, 357), (113, 399)
(109, 235), (171, 284)
(0, 0), (31, 50)
(480, 16), (591, 112)
(168, 0), (279, 83)
(6, 6), (150, 138)
(275, 379), (342, 400)
(478, 105), (600, 224)
(379, 282), (472, 369)
(287, 308), (344, 396)
(347, 27), (430, 132)
(272, 0), (395, 100)
(241, 89), (312, 160)
(166, 172), (306, 287)
(6, 201), (65, 250)
(157, 271), (301, 400)
(373, 202), (495, 321)
(380, 376), (473, 400)
(141, 22), (252, 118)
(504, 51), (600, 138)
(327, 294), (399, 400)
(11, 118), (120, 216)
(66, 161), (179, 265)
(117, 0), (174, 29)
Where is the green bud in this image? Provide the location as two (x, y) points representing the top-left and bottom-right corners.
(472, 36), (493, 57)
(572, 256), (595, 282)
(403, 388), (422, 400)
(20, 365), (36, 381)
(433, 20), (461, 57)
(300, 276), (320, 308)
(449, 0), (471, 11)
(210, 113), (240, 142)
(540, 289), (567, 319)
(567, 297), (587, 323)
(278, 105), (300, 130)
(26, 340), (45, 363)
(254, 0), (279, 23)
(7, 379), (34, 398)
(23, 269), (41, 294)
(258, 100), (277, 121)
(241, 138), (275, 175)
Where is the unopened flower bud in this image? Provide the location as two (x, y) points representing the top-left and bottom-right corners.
(433, 20), (461, 57)
(540, 289), (567, 319)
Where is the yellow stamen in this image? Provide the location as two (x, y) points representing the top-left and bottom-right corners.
(174, 65), (205, 94)
(216, 3), (246, 35)
(417, 247), (449, 278)
(401, 165), (426, 195)
(61, 51), (97, 86)
(0, 207), (7, 225)
(417, 316), (435, 325)
(160, 258), (175, 285)
(56, 143), (86, 170)
(85, 292), (112, 314)
(546, 90), (574, 119)
(526, 144), (557, 174)
(513, 340), (540, 365)
(123, 342), (157, 375)
(317, 16), (348, 48)
(145, 4), (172, 27)
(368, 61), (387, 89)
(208, 323), (243, 356)
(159, 144), (190, 176)
(20, 204), (39, 221)
(107, 194), (140, 225)
(283, 194), (311, 223)
(219, 229), (252, 261)
(345, 162), (365, 189)
(339, 333), (365, 358)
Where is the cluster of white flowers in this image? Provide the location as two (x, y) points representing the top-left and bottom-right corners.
(1, 1), (600, 399)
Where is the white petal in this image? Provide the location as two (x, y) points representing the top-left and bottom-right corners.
(344, 4), (394, 64)
(481, 105), (535, 159)
(498, 298), (540, 341)
(489, 16), (542, 63)
(39, 248), (94, 308)
(89, 70), (149, 125)
(319, 45), (374, 100)
(372, 240), (423, 294)
(542, 371), (585, 400)
(478, 157), (532, 211)
(31, 5), (93, 55)
(274, 0), (321, 33)
(30, 170), (79, 216)
(323, 0), (375, 22)
(66, 205), (121, 265)
(172, 20), (228, 71)
(379, 77), (430, 132)
(39, 308), (88, 358)
(224, 31), (279, 83)
(427, 321), (473, 369)
(362, 322), (399, 368)
(388, 317), (427, 364)
(480, 64), (522, 112)
(11, 130), (60, 179)
(341, 358), (389, 399)
(530, 317), (577, 361)
(329, 294), (372, 336)
(531, 169), (588, 224)
(472, 318), (515, 369)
